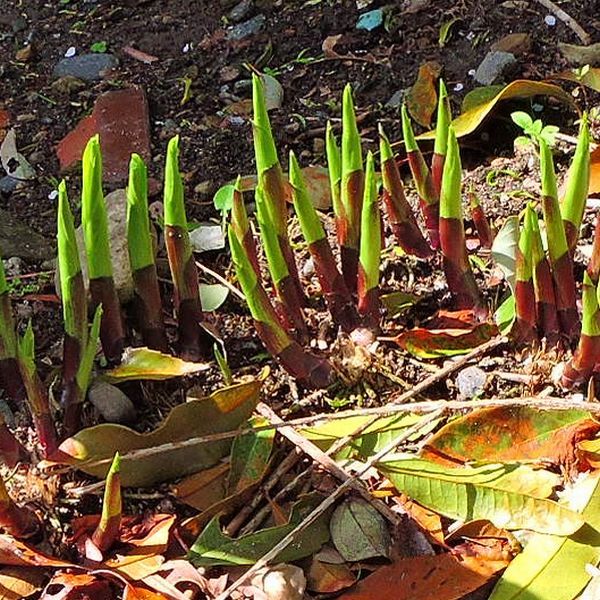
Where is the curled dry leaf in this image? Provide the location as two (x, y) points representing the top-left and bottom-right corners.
(46, 378), (262, 486)
(406, 61), (442, 128)
(102, 347), (210, 383)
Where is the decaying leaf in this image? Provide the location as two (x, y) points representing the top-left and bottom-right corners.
(553, 67), (600, 93)
(306, 557), (356, 593)
(188, 494), (330, 566)
(0, 567), (45, 599)
(0, 129), (35, 181)
(417, 80), (575, 141)
(394, 322), (497, 358)
(378, 456), (585, 535)
(102, 347), (210, 383)
(40, 572), (113, 600)
(558, 42), (600, 66)
(338, 553), (493, 600)
(423, 407), (599, 469)
(330, 499), (390, 561)
(47, 378), (262, 486)
(406, 61), (442, 128)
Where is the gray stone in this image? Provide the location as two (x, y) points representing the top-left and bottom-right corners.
(233, 78), (252, 94)
(227, 14), (265, 41)
(74, 188), (134, 302)
(456, 366), (487, 399)
(53, 53), (118, 82)
(0, 176), (19, 195)
(0, 208), (54, 260)
(385, 89), (405, 108)
(88, 381), (136, 424)
(3, 256), (25, 277)
(228, 0), (253, 22)
(474, 51), (517, 85)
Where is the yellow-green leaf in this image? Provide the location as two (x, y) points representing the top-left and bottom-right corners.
(378, 456), (584, 535)
(490, 474), (600, 600)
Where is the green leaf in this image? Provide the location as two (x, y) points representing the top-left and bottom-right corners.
(75, 304), (101, 394)
(49, 378), (263, 486)
(90, 41), (108, 53)
(330, 499), (390, 561)
(492, 215), (520, 293)
(302, 413), (424, 460)
(102, 347), (209, 383)
(213, 184), (236, 214)
(511, 111), (534, 131)
(226, 416), (274, 495)
(438, 18), (459, 47)
(495, 293), (516, 335)
(199, 283), (229, 312)
(378, 456), (585, 535)
(490, 474), (600, 600)
(188, 494), (330, 566)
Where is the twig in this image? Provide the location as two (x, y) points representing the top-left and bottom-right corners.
(48, 394), (599, 476)
(213, 409), (445, 600)
(194, 261), (245, 301)
(224, 449), (301, 536)
(255, 403), (402, 527)
(533, 0), (591, 44)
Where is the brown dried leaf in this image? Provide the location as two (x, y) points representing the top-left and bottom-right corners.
(406, 61), (442, 128)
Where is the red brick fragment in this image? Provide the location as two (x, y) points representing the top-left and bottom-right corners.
(56, 86), (151, 183)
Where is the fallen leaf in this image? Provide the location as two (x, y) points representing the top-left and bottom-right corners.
(322, 34), (342, 57)
(123, 584), (168, 599)
(394, 495), (445, 545)
(188, 494), (330, 567)
(380, 291), (420, 316)
(439, 18), (460, 47)
(199, 283), (229, 312)
(101, 347), (209, 383)
(47, 378), (262, 486)
(417, 80), (576, 141)
(0, 535), (74, 568)
(40, 572), (113, 600)
(306, 557), (356, 593)
(462, 85), (505, 113)
(406, 61), (442, 128)
(553, 68), (600, 93)
(0, 129), (35, 180)
(301, 165), (332, 210)
(0, 567), (45, 599)
(226, 416), (274, 495)
(558, 42), (600, 66)
(330, 499), (390, 561)
(490, 473), (600, 600)
(394, 323), (497, 358)
(423, 407), (599, 469)
(302, 413), (424, 460)
(378, 456), (585, 535)
(174, 462), (230, 510)
(338, 553), (492, 600)
(262, 74), (284, 111)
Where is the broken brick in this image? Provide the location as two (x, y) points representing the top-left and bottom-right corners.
(56, 86), (151, 183)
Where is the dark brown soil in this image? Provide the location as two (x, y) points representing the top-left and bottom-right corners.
(0, 0), (600, 595)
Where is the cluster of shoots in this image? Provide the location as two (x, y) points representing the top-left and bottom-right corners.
(508, 118), (598, 388)
(0, 133), (216, 454)
(229, 75), (491, 388)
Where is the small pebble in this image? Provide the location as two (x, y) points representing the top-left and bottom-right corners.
(64, 46), (76, 57)
(182, 43), (191, 53)
(468, 68), (476, 76)
(544, 14), (556, 26)
(453, 83), (464, 92)
(48, 189), (58, 200)
(456, 366), (487, 399)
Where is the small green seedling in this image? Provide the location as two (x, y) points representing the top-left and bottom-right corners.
(511, 111), (559, 148)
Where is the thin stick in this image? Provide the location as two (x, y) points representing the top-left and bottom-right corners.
(213, 409), (445, 600)
(195, 261), (245, 301)
(255, 403), (402, 526)
(224, 449), (301, 536)
(533, 0), (591, 44)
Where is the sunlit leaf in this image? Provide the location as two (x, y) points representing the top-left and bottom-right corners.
(423, 407), (599, 469)
(417, 80), (575, 141)
(378, 456), (585, 535)
(406, 61), (441, 128)
(47, 379), (262, 486)
(188, 494), (330, 566)
(102, 347), (210, 383)
(490, 474), (600, 600)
